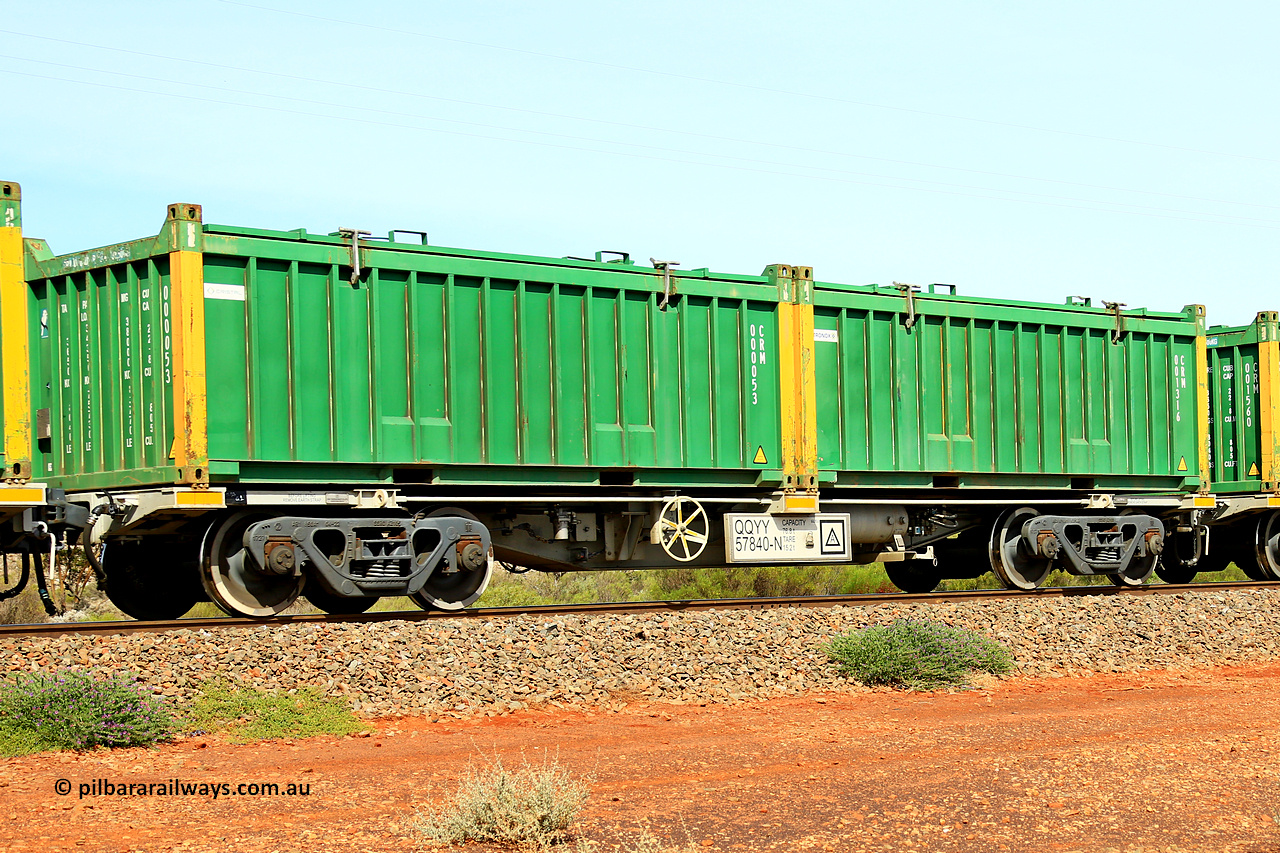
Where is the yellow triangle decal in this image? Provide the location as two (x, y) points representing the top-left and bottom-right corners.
(753, 446), (768, 465)
(1250, 462), (1260, 476)
(1177, 456), (1188, 472)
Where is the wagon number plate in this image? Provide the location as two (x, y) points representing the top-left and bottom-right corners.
(724, 513), (852, 563)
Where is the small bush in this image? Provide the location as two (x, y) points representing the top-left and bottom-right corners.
(0, 671), (174, 754)
(183, 683), (367, 742)
(825, 618), (1014, 691)
(413, 755), (589, 848)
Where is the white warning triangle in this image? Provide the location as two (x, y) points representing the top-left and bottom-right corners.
(824, 526), (842, 548)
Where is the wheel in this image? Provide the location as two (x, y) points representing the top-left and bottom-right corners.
(303, 579), (376, 615)
(1154, 527), (1201, 585)
(409, 507), (493, 612)
(655, 495), (709, 562)
(1107, 511), (1159, 587)
(988, 507), (1052, 590)
(930, 530), (989, 580)
(1154, 551), (1198, 585)
(200, 512), (304, 618)
(102, 539), (203, 621)
(1251, 511), (1280, 581)
(885, 562), (940, 593)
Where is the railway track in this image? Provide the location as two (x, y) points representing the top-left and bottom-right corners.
(4, 580), (1278, 639)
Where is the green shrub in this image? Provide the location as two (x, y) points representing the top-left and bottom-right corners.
(0, 671), (174, 754)
(184, 683), (367, 742)
(825, 618), (1014, 691)
(413, 755), (589, 848)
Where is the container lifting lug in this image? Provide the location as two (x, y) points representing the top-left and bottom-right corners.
(1103, 300), (1127, 344)
(651, 259), (680, 311)
(338, 227), (371, 286)
(893, 282), (921, 330)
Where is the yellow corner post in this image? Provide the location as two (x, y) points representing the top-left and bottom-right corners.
(1193, 305), (1211, 494)
(0, 181), (30, 481)
(1256, 312), (1280, 492)
(166, 203), (209, 486)
(773, 264), (818, 494)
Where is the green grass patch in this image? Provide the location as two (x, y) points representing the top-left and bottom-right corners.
(825, 618), (1014, 691)
(0, 671), (175, 755)
(183, 683), (368, 742)
(412, 754), (590, 848)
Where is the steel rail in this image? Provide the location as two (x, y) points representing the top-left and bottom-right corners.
(2, 580), (1278, 640)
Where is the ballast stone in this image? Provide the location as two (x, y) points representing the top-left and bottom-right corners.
(3, 589), (1280, 718)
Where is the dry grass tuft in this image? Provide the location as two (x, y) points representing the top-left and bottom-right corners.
(412, 754), (590, 848)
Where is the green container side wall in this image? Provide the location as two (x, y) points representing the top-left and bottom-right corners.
(813, 287), (1201, 488)
(1206, 324), (1265, 492)
(201, 238), (783, 481)
(28, 258), (177, 485)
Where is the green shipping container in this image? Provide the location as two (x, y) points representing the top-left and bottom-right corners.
(811, 283), (1205, 492)
(19, 204), (796, 492)
(1205, 313), (1280, 493)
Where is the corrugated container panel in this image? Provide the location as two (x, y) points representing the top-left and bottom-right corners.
(25, 221), (787, 491)
(26, 255), (179, 487)
(1205, 313), (1280, 493)
(812, 284), (1202, 490)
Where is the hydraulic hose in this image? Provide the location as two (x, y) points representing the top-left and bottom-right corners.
(31, 548), (57, 617)
(0, 552), (30, 602)
(81, 531), (107, 592)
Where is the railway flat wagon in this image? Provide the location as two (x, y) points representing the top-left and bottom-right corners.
(3, 183), (823, 618)
(0, 180), (1217, 617)
(1156, 313), (1280, 583)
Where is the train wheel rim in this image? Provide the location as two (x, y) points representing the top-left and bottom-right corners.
(409, 507), (493, 611)
(1253, 511), (1280, 581)
(410, 563), (492, 612)
(200, 512), (304, 618)
(988, 507), (1050, 590)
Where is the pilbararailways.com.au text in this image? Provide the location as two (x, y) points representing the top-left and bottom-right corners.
(54, 778), (312, 799)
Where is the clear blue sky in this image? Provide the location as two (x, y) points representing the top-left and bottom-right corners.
(4, 1), (1277, 326)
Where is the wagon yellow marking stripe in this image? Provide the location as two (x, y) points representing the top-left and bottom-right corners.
(0, 221), (30, 481)
(174, 489), (224, 507)
(0, 486), (45, 505)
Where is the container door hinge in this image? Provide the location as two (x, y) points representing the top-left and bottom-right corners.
(339, 228), (371, 286)
(893, 282), (921, 330)
(1104, 300), (1127, 344)
(651, 259), (679, 310)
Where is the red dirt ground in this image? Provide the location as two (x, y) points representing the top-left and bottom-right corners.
(4, 664), (1280, 853)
